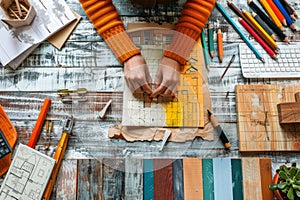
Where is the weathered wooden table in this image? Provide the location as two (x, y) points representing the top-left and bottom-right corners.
(1, 0), (300, 199)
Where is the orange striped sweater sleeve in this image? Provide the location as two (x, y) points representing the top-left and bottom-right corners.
(164, 0), (216, 65)
(79, 0), (141, 63)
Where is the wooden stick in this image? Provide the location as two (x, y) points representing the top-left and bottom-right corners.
(14, 0), (23, 17)
(8, 7), (21, 19)
(20, 3), (29, 12)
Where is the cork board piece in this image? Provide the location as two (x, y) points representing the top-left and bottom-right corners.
(236, 84), (300, 152)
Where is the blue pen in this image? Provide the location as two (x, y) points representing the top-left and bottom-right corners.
(215, 2), (265, 63)
(273, 0), (296, 31)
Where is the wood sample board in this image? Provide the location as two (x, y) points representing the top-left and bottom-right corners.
(236, 84), (300, 152)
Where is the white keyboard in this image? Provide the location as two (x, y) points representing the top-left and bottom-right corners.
(239, 42), (300, 78)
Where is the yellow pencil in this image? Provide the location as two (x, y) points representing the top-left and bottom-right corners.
(242, 10), (279, 51)
(258, 0), (283, 30)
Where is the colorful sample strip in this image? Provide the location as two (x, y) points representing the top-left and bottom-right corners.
(143, 158), (273, 200)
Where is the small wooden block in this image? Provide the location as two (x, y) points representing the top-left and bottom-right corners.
(277, 102), (300, 124)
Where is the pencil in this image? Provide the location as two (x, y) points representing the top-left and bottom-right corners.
(266, 0), (287, 26)
(242, 9), (279, 51)
(220, 54), (235, 80)
(207, 109), (231, 149)
(273, 0), (297, 31)
(227, 0), (250, 24)
(27, 98), (51, 148)
(201, 30), (211, 70)
(252, 12), (275, 39)
(217, 29), (224, 63)
(208, 23), (214, 58)
(279, 0), (298, 19)
(258, 0), (283, 30)
(216, 2), (264, 63)
(248, 0), (289, 42)
(239, 17), (277, 60)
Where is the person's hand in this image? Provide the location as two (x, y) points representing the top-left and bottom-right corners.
(124, 55), (153, 95)
(151, 56), (181, 98)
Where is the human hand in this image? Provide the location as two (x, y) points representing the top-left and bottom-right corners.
(124, 55), (153, 94)
(151, 57), (181, 98)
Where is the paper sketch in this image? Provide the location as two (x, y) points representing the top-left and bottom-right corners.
(0, 143), (55, 200)
(122, 29), (205, 127)
(0, 0), (76, 68)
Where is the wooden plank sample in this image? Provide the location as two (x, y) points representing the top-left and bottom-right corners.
(172, 159), (184, 200)
(241, 158), (273, 200)
(277, 102), (300, 124)
(154, 159), (174, 200)
(55, 159), (77, 200)
(77, 159), (103, 200)
(231, 159), (244, 200)
(143, 159), (154, 200)
(102, 159), (124, 200)
(183, 158), (203, 200)
(236, 84), (300, 151)
(125, 159), (143, 200)
(213, 158), (233, 200)
(202, 158), (214, 200)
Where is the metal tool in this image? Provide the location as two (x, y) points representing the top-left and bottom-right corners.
(42, 115), (74, 200)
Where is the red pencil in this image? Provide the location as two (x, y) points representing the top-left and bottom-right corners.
(266, 0), (287, 26)
(238, 17), (277, 60)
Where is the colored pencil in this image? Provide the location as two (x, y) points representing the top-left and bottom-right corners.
(201, 30), (211, 70)
(217, 29), (224, 63)
(279, 0), (298, 19)
(273, 0), (297, 31)
(242, 9), (279, 51)
(216, 2), (264, 63)
(252, 12), (274, 39)
(239, 17), (277, 60)
(266, 0), (287, 26)
(259, 0), (283, 30)
(208, 23), (214, 58)
(248, 0), (289, 42)
(27, 98), (51, 148)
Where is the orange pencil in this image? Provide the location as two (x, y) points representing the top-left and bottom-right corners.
(217, 29), (224, 63)
(265, 0), (287, 26)
(259, 0), (283, 30)
(27, 98), (51, 148)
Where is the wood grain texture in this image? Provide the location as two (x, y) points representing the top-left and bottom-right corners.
(213, 158), (233, 200)
(154, 159), (174, 200)
(259, 158), (273, 200)
(143, 159), (154, 200)
(202, 159), (214, 200)
(77, 159), (103, 200)
(125, 159), (143, 200)
(102, 159), (124, 200)
(236, 84), (300, 151)
(172, 159), (184, 200)
(54, 159), (77, 200)
(231, 159), (243, 200)
(183, 158), (203, 200)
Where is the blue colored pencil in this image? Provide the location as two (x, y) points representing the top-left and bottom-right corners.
(215, 2), (265, 63)
(273, 0), (296, 31)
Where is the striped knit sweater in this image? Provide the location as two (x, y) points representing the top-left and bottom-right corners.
(79, 0), (216, 64)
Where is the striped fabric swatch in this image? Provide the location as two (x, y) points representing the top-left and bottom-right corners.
(143, 158), (273, 200)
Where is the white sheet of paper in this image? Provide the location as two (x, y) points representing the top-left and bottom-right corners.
(0, 143), (55, 200)
(0, 0), (76, 68)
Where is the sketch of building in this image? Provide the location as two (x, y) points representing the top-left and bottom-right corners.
(0, 143), (55, 200)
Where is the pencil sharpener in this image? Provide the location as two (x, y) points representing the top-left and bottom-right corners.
(0, 0), (36, 28)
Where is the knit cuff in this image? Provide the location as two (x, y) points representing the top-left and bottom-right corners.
(103, 25), (141, 63)
(163, 29), (199, 65)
